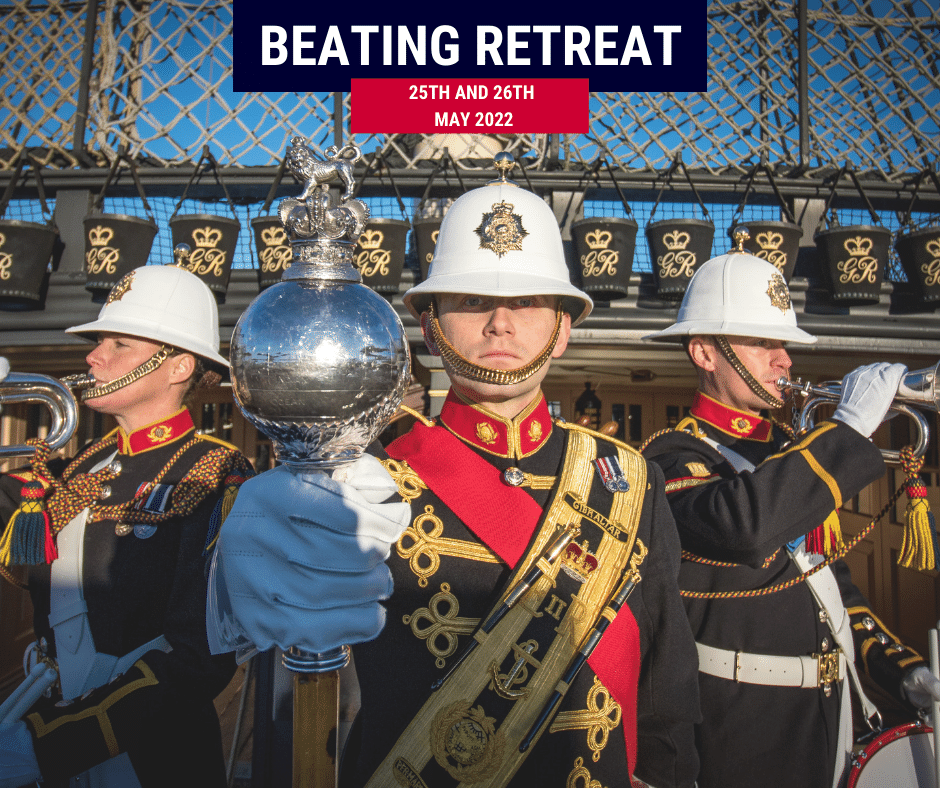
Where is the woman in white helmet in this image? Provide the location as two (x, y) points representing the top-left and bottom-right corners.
(0, 262), (254, 788)
(210, 154), (700, 788)
(641, 243), (939, 788)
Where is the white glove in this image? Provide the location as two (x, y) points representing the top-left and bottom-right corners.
(0, 357), (8, 384)
(832, 362), (907, 438)
(207, 454), (411, 657)
(0, 721), (41, 788)
(901, 666), (940, 709)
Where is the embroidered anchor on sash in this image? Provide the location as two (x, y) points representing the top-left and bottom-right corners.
(397, 504), (501, 587)
(490, 639), (540, 699)
(403, 583), (481, 668)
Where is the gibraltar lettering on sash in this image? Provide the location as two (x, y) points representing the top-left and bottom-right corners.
(365, 428), (648, 788)
(563, 491), (627, 541)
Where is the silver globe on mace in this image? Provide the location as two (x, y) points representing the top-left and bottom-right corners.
(228, 136), (410, 788)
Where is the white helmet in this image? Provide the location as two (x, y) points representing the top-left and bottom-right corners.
(66, 264), (229, 367)
(644, 251), (816, 344)
(403, 161), (593, 326)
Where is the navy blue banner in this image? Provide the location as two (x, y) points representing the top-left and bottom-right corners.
(232, 3), (707, 93)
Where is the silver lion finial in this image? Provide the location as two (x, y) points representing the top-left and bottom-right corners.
(275, 137), (371, 276)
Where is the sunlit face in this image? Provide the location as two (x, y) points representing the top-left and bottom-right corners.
(433, 293), (571, 417)
(691, 335), (792, 414)
(84, 333), (191, 430)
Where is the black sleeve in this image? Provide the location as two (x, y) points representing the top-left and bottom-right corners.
(632, 461), (701, 788)
(26, 494), (238, 784)
(643, 421), (885, 566)
(831, 559), (927, 708)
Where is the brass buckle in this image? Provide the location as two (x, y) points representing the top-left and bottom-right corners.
(815, 649), (841, 689)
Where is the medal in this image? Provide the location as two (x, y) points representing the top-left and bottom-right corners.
(593, 456), (630, 493)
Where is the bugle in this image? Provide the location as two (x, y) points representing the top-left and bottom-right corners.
(0, 372), (95, 460)
(777, 361), (939, 464)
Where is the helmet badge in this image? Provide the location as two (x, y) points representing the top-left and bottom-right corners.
(766, 271), (790, 314)
(106, 270), (135, 305)
(475, 201), (528, 258)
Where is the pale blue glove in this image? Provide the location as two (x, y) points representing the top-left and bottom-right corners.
(0, 721), (41, 788)
(901, 666), (940, 709)
(832, 362), (907, 438)
(207, 454), (411, 657)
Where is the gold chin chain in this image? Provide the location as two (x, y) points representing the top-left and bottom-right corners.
(427, 301), (562, 387)
(75, 346), (174, 400)
(715, 335), (785, 410)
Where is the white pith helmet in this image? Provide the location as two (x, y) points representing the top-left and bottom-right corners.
(644, 250), (816, 344)
(66, 264), (229, 367)
(403, 155), (593, 326)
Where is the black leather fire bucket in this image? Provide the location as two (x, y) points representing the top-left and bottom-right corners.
(83, 214), (158, 302)
(0, 154), (57, 310)
(170, 214), (240, 302)
(814, 164), (890, 304)
(894, 169), (940, 304)
(729, 164), (803, 282)
(354, 218), (410, 294)
(896, 225), (940, 304)
(413, 217), (442, 282)
(572, 217), (637, 300)
(815, 225), (890, 304)
(731, 220), (803, 282)
(647, 218), (715, 299)
(646, 156), (715, 299)
(251, 215), (291, 290)
(169, 147), (241, 303)
(83, 152), (158, 302)
(0, 219), (57, 309)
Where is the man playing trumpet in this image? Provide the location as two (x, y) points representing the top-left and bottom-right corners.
(0, 262), (253, 788)
(641, 245), (940, 788)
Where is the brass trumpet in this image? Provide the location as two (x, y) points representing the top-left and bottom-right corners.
(777, 362), (939, 464)
(0, 372), (95, 460)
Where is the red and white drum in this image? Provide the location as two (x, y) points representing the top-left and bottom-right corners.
(848, 722), (936, 787)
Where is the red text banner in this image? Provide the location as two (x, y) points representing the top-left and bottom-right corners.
(350, 78), (589, 134)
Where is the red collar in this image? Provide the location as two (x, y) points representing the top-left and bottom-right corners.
(438, 389), (553, 459)
(690, 391), (772, 441)
(116, 408), (195, 455)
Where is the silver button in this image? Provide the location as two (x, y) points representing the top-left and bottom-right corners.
(890, 643), (904, 652)
(862, 616), (875, 631)
(818, 609), (829, 623)
(876, 633), (890, 645)
(821, 638), (830, 652)
(99, 485), (111, 500)
(503, 467), (525, 487)
(108, 459), (122, 475)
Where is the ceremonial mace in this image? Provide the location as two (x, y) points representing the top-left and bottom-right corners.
(229, 137), (410, 787)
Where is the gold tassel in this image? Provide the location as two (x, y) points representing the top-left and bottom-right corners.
(822, 510), (844, 556)
(898, 446), (937, 572)
(219, 482), (239, 525)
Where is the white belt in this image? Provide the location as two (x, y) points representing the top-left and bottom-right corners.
(697, 642), (845, 689)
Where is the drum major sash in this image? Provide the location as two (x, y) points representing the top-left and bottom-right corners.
(379, 424), (647, 786)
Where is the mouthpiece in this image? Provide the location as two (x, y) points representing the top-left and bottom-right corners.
(60, 373), (97, 391)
